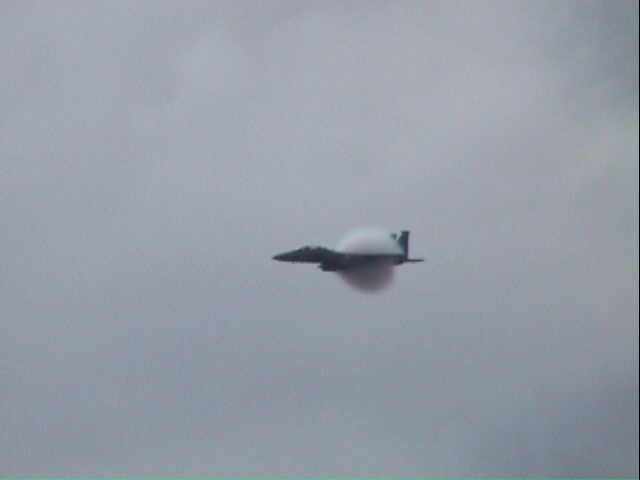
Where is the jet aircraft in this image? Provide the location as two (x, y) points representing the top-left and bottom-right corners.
(273, 230), (424, 272)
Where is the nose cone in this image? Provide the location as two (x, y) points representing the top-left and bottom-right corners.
(273, 247), (316, 262)
(272, 249), (301, 261)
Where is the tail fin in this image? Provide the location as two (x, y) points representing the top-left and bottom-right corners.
(394, 231), (410, 257)
(392, 230), (424, 263)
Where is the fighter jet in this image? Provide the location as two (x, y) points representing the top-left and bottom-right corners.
(273, 230), (424, 272)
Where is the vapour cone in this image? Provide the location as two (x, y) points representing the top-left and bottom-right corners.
(335, 228), (401, 293)
(338, 263), (395, 292)
(336, 228), (403, 255)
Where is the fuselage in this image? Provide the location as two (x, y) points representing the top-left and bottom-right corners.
(272, 231), (424, 272)
(272, 247), (408, 271)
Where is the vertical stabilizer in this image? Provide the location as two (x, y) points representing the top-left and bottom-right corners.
(393, 231), (410, 258)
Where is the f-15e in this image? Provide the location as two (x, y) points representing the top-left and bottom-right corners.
(273, 230), (424, 272)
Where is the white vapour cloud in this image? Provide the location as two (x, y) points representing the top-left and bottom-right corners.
(336, 228), (403, 254)
(335, 228), (403, 292)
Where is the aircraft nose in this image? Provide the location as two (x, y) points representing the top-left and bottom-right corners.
(273, 249), (303, 262)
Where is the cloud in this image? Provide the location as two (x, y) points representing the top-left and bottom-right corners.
(1, 2), (637, 477)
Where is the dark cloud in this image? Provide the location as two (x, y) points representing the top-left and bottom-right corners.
(1, 2), (637, 477)
(576, 0), (639, 108)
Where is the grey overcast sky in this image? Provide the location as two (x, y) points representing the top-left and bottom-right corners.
(1, 1), (638, 477)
